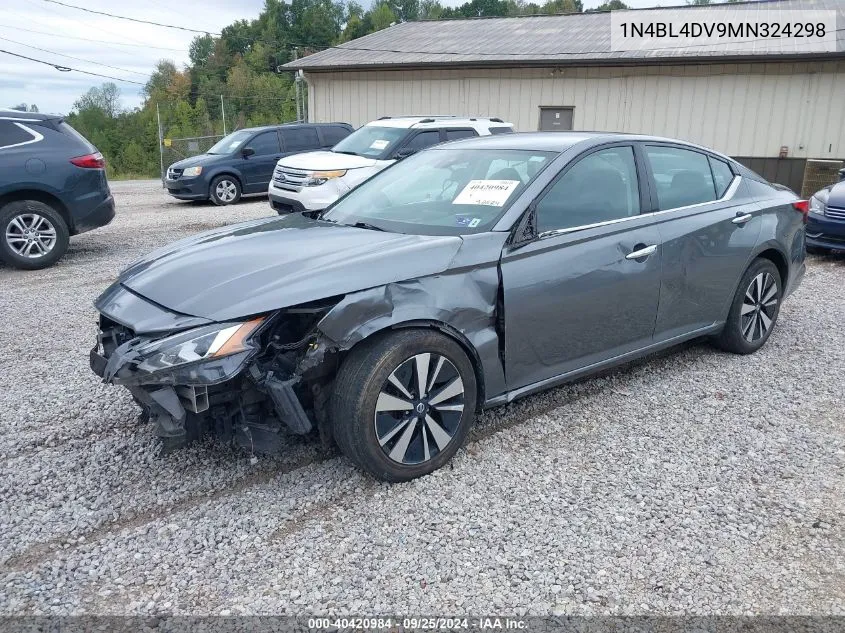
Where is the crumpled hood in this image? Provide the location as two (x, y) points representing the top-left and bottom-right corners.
(116, 213), (462, 322)
(169, 153), (224, 170)
(277, 150), (382, 171)
(825, 180), (845, 208)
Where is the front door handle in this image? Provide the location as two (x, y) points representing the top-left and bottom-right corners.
(625, 244), (657, 260)
(732, 212), (753, 225)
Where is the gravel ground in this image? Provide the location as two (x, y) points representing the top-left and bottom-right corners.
(0, 179), (843, 616)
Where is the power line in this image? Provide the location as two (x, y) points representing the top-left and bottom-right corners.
(0, 24), (186, 52)
(0, 35), (151, 77)
(40, 0), (219, 35)
(0, 48), (146, 85)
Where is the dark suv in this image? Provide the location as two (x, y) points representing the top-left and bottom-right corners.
(0, 109), (114, 270)
(165, 122), (353, 205)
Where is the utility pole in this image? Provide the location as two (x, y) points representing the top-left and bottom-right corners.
(293, 47), (302, 123)
(156, 102), (165, 187)
(220, 94), (227, 135)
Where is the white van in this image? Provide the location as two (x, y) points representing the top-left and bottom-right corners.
(267, 115), (514, 214)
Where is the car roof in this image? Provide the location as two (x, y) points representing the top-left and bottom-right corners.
(366, 116), (510, 129)
(238, 122), (350, 134)
(440, 131), (735, 160)
(0, 109), (61, 121)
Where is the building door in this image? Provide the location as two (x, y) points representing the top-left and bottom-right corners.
(539, 107), (574, 132)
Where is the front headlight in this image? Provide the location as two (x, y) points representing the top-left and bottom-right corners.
(136, 317), (264, 374)
(182, 166), (203, 177)
(303, 169), (347, 186)
(810, 194), (826, 216)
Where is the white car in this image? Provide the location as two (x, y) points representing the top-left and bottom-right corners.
(267, 115), (514, 214)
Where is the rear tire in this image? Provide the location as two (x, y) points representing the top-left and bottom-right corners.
(0, 200), (69, 270)
(209, 175), (241, 206)
(713, 258), (781, 355)
(331, 329), (477, 482)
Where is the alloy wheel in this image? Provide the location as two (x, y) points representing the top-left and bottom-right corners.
(5, 213), (57, 259)
(215, 180), (238, 203)
(741, 272), (778, 343)
(373, 352), (465, 466)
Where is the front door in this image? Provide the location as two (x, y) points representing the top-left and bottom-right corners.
(500, 144), (662, 391)
(240, 130), (282, 192)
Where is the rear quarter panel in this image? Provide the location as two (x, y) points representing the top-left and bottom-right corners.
(750, 180), (806, 296)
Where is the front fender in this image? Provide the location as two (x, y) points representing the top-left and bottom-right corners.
(315, 267), (505, 405)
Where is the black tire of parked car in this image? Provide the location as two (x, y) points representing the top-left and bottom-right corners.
(331, 329), (478, 482)
(208, 175), (242, 206)
(0, 200), (70, 270)
(714, 257), (782, 355)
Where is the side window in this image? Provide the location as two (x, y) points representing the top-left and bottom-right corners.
(709, 157), (735, 198)
(536, 146), (640, 234)
(322, 126), (350, 146)
(403, 131), (441, 153)
(489, 126), (514, 135)
(247, 131), (281, 156)
(645, 146), (717, 210)
(0, 121), (38, 149)
(445, 129), (477, 141)
(281, 128), (319, 152)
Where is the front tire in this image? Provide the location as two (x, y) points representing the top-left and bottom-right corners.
(0, 200), (69, 270)
(331, 329), (477, 482)
(209, 175), (241, 206)
(714, 258), (782, 354)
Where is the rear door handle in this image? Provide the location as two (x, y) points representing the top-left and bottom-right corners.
(732, 212), (753, 225)
(626, 244), (657, 260)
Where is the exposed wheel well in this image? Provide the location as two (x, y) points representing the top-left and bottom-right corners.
(756, 248), (788, 287)
(0, 190), (72, 233)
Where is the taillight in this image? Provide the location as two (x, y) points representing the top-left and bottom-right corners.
(792, 200), (809, 223)
(70, 152), (105, 169)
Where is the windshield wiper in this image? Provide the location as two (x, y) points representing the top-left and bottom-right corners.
(347, 221), (385, 232)
(333, 150), (361, 156)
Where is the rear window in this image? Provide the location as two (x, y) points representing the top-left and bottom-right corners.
(282, 127), (320, 152)
(0, 120), (39, 149)
(322, 126), (351, 146)
(59, 121), (95, 152)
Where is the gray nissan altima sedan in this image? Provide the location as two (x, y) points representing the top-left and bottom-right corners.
(91, 132), (807, 481)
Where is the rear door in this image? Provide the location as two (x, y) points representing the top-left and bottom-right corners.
(642, 144), (762, 341)
(500, 143), (663, 390)
(280, 127), (322, 156)
(240, 130), (282, 191)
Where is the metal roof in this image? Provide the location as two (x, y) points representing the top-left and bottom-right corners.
(286, 0), (845, 71)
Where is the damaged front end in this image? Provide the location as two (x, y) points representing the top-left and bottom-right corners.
(90, 295), (341, 455)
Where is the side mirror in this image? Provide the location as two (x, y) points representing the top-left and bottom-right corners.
(242, 147), (255, 158)
(395, 147), (416, 160)
(839, 167), (845, 182)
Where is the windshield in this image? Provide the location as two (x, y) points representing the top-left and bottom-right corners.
(207, 130), (254, 154)
(322, 147), (556, 235)
(331, 125), (408, 159)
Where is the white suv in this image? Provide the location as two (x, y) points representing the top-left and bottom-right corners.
(267, 115), (514, 214)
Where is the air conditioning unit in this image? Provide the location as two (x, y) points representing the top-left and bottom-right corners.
(801, 159), (843, 198)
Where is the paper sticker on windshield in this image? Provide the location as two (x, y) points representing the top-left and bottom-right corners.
(453, 180), (520, 206)
(369, 139), (390, 150)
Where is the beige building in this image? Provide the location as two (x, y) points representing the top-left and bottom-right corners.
(288, 0), (845, 193)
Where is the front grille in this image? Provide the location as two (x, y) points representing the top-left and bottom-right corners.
(167, 167), (183, 180)
(826, 205), (845, 221)
(273, 166), (308, 191)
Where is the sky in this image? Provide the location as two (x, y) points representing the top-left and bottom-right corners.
(1, 0), (661, 116)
